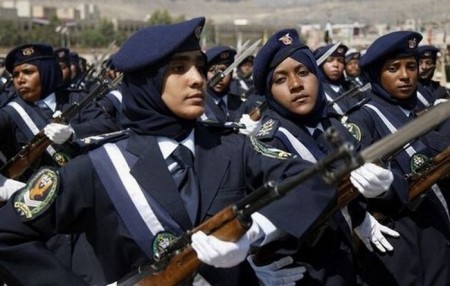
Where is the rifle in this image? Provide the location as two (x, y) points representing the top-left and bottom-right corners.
(0, 74), (123, 180)
(123, 101), (450, 286)
(73, 41), (116, 90)
(209, 39), (261, 87)
(327, 82), (371, 107)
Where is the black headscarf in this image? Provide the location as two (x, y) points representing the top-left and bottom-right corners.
(119, 58), (197, 141)
(28, 57), (62, 100)
(265, 48), (328, 127)
(363, 54), (419, 110)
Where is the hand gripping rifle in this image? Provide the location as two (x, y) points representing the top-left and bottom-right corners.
(0, 74), (123, 180)
(121, 101), (450, 286)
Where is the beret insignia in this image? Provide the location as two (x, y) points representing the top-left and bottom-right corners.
(279, 33), (293, 45)
(220, 52), (230, 60)
(408, 37), (417, 49)
(195, 25), (202, 39)
(250, 136), (294, 160)
(21, 47), (35, 57)
(14, 168), (59, 221)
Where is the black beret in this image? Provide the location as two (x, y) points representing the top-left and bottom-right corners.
(253, 28), (308, 95)
(54, 47), (70, 64)
(417, 45), (440, 59)
(113, 17), (205, 73)
(5, 43), (55, 73)
(360, 31), (422, 68)
(205, 46), (236, 66)
(313, 43), (348, 63)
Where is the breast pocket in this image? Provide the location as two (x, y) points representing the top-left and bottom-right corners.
(206, 187), (247, 216)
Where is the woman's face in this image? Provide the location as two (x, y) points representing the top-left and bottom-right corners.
(12, 63), (42, 102)
(161, 50), (206, 120)
(380, 56), (418, 100)
(345, 58), (360, 77)
(207, 63), (232, 94)
(323, 56), (345, 81)
(270, 57), (319, 116)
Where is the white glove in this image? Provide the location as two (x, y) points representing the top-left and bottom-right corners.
(191, 218), (263, 268)
(43, 123), (74, 144)
(247, 255), (306, 286)
(433, 98), (448, 106)
(52, 110), (63, 118)
(350, 163), (393, 198)
(354, 212), (400, 253)
(238, 114), (262, 136)
(0, 174), (26, 201)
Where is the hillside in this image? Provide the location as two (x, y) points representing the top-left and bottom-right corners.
(3, 0), (449, 26)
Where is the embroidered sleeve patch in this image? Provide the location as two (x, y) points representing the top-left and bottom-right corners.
(14, 168), (59, 221)
(250, 136), (294, 160)
(342, 122), (362, 141)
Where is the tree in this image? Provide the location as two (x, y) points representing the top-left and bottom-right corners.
(0, 20), (21, 46)
(147, 9), (185, 25)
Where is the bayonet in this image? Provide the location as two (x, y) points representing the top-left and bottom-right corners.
(74, 40), (116, 89)
(316, 41), (342, 66)
(208, 39), (261, 87)
(237, 39), (251, 55)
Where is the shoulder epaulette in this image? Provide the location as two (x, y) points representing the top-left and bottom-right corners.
(343, 97), (370, 116)
(254, 118), (280, 140)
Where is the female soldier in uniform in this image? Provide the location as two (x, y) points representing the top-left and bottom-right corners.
(0, 17), (337, 285)
(246, 28), (401, 286)
(346, 31), (450, 285)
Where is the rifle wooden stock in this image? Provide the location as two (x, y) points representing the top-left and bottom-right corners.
(0, 131), (52, 179)
(253, 148), (450, 266)
(133, 102), (450, 282)
(136, 206), (250, 286)
(408, 146), (450, 200)
(0, 75), (123, 179)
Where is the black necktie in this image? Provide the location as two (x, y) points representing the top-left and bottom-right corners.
(38, 104), (54, 121)
(217, 99), (228, 121)
(312, 128), (323, 140)
(170, 144), (199, 224)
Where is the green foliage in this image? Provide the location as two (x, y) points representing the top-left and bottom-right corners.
(0, 20), (21, 46)
(147, 9), (185, 25)
(0, 10), (187, 48)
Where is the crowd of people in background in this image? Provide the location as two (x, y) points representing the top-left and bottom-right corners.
(0, 16), (448, 286)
